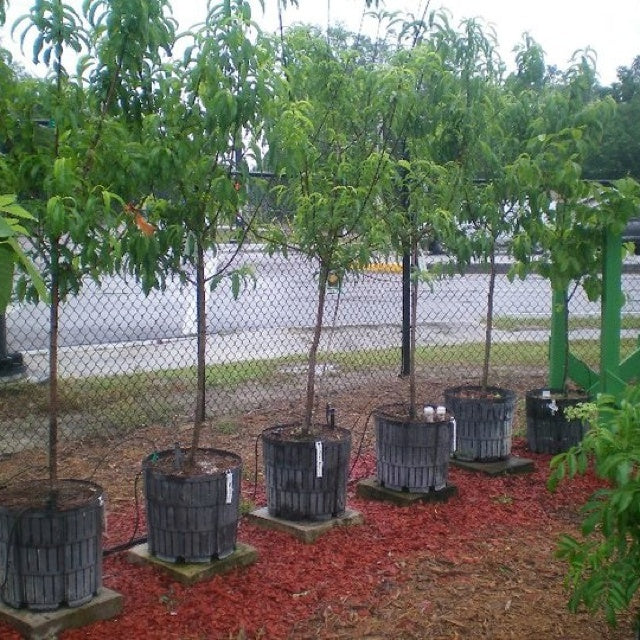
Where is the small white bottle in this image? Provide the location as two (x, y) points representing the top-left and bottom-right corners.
(436, 406), (446, 421)
(423, 406), (435, 422)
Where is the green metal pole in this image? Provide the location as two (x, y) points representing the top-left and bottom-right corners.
(549, 285), (568, 390)
(600, 227), (623, 396)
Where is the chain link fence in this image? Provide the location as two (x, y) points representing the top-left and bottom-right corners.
(1, 244), (640, 476)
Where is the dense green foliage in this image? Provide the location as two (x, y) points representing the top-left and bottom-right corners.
(549, 386), (640, 627)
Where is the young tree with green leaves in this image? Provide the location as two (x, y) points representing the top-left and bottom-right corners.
(122, 0), (275, 462)
(264, 24), (393, 433)
(5, 0), (176, 483)
(510, 51), (636, 393)
(375, 14), (502, 416)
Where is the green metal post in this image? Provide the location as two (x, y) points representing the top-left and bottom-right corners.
(548, 286), (568, 390)
(600, 228), (625, 396)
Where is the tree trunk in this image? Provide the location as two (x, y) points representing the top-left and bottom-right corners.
(304, 262), (328, 432)
(48, 242), (60, 485)
(190, 240), (207, 462)
(481, 247), (497, 390)
(409, 239), (419, 419)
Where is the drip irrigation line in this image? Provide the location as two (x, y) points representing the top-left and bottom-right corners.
(103, 536), (147, 557)
(252, 431), (262, 502)
(102, 469), (144, 557)
(349, 408), (376, 480)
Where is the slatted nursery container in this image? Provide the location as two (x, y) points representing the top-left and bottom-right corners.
(374, 404), (453, 493)
(262, 424), (351, 522)
(0, 479), (104, 611)
(143, 448), (242, 563)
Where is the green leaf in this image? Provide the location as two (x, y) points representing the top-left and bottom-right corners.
(0, 217), (15, 238)
(0, 244), (15, 313)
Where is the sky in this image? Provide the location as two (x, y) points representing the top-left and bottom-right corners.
(178, 0), (640, 86)
(2, 0), (639, 86)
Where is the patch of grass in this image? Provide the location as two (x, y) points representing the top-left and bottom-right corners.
(239, 498), (257, 515)
(491, 314), (640, 332)
(78, 357), (285, 391)
(3, 338), (639, 425)
(216, 420), (239, 436)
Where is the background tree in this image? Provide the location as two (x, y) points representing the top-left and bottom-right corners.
(584, 55), (640, 180)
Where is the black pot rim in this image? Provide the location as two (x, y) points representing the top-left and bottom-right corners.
(373, 403), (452, 425)
(262, 422), (352, 443)
(143, 447), (242, 476)
(0, 478), (104, 513)
(444, 385), (515, 403)
(526, 388), (590, 401)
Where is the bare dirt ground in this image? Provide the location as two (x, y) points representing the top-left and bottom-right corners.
(0, 368), (638, 639)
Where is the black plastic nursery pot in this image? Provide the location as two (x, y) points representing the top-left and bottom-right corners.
(374, 404), (453, 493)
(444, 385), (516, 462)
(526, 388), (589, 454)
(143, 447), (242, 563)
(262, 423), (351, 522)
(0, 479), (104, 611)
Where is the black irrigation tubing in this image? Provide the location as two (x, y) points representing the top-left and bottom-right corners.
(348, 408), (376, 481)
(103, 469), (145, 557)
(252, 431), (263, 502)
(103, 536), (147, 557)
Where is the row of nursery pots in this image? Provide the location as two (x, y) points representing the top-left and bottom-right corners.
(0, 386), (589, 611)
(375, 385), (589, 494)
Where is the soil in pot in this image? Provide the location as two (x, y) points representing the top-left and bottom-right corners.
(526, 388), (589, 454)
(444, 385), (516, 462)
(0, 479), (104, 611)
(374, 403), (453, 493)
(143, 447), (242, 563)
(262, 423), (351, 522)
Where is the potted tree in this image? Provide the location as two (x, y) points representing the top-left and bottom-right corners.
(0, 0), (174, 610)
(0, 1), (117, 611)
(510, 51), (635, 454)
(442, 39), (540, 463)
(371, 16), (500, 489)
(258, 23), (392, 520)
(443, 183), (518, 462)
(123, 0), (273, 560)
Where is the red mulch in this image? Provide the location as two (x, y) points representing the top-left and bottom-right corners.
(1, 439), (636, 640)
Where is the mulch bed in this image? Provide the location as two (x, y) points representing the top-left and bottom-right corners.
(0, 374), (637, 638)
(0, 441), (637, 639)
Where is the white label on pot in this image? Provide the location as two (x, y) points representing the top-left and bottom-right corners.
(451, 418), (457, 454)
(315, 441), (323, 478)
(225, 471), (234, 504)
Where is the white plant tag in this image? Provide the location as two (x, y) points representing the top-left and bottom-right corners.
(451, 418), (457, 454)
(315, 441), (323, 478)
(225, 471), (234, 504)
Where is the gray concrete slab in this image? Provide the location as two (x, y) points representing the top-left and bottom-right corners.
(356, 477), (458, 506)
(247, 507), (364, 543)
(450, 455), (535, 476)
(0, 588), (123, 640)
(127, 542), (258, 585)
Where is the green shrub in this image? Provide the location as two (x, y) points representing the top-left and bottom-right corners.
(548, 384), (640, 629)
